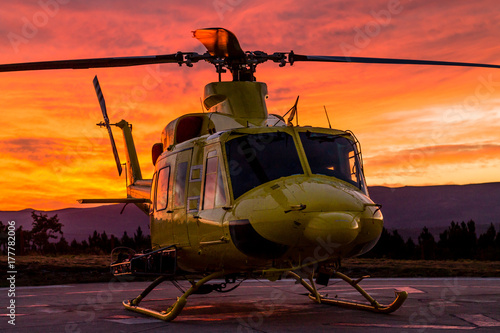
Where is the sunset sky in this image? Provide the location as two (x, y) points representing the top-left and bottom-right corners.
(1, 0), (500, 210)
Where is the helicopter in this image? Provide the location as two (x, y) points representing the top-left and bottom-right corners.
(2, 27), (500, 321)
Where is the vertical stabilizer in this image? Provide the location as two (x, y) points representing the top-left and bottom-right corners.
(116, 119), (142, 185)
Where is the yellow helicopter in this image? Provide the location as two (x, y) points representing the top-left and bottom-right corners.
(2, 28), (500, 321)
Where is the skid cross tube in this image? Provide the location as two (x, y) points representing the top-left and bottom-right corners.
(123, 271), (225, 321)
(287, 271), (408, 314)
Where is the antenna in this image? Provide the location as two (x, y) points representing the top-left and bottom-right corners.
(324, 105), (332, 129)
(296, 101), (299, 126)
(286, 96), (300, 126)
(200, 97), (205, 113)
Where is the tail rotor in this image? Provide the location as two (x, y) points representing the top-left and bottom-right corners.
(93, 75), (123, 176)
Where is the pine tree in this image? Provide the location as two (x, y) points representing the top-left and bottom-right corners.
(0, 221), (6, 253)
(478, 224), (497, 260)
(121, 231), (134, 248)
(418, 227), (436, 260)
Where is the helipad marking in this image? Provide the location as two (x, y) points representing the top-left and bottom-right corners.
(428, 300), (460, 307)
(333, 286), (424, 297)
(395, 286), (425, 294)
(105, 317), (161, 325)
(335, 323), (474, 330)
(18, 304), (50, 308)
(105, 314), (134, 319)
(185, 305), (216, 310)
(456, 299), (498, 304)
(39, 308), (67, 314)
(65, 287), (169, 295)
(456, 314), (500, 327)
(3, 285), (73, 290)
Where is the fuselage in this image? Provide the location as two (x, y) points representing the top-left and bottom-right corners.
(149, 125), (383, 273)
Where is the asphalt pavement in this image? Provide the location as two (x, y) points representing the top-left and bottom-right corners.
(1, 277), (500, 332)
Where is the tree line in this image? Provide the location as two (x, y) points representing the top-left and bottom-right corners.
(365, 220), (500, 261)
(1, 212), (499, 260)
(0, 211), (150, 255)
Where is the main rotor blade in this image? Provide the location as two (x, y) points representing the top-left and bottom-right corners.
(290, 54), (500, 70)
(0, 54), (183, 73)
(193, 28), (245, 58)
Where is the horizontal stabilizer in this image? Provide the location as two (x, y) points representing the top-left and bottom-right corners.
(78, 198), (151, 204)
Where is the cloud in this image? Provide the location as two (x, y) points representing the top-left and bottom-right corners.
(366, 143), (500, 168)
(364, 143), (500, 186)
(1, 137), (84, 160)
(1, 0), (500, 209)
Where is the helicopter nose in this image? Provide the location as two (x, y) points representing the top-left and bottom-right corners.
(303, 212), (360, 246)
(231, 177), (382, 253)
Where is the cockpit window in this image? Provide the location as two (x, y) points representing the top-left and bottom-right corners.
(299, 132), (366, 193)
(226, 132), (303, 199)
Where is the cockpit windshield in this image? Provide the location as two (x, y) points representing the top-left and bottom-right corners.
(299, 132), (367, 193)
(225, 132), (303, 199)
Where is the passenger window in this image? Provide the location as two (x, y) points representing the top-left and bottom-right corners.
(156, 166), (170, 211)
(215, 162), (226, 207)
(150, 172), (157, 212)
(174, 162), (188, 208)
(203, 153), (226, 209)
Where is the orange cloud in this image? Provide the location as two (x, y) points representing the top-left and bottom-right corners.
(1, 0), (500, 210)
(364, 143), (500, 186)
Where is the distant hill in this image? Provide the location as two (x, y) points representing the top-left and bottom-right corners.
(369, 182), (500, 239)
(1, 182), (500, 242)
(0, 204), (149, 242)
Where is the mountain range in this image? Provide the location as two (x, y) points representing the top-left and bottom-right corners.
(1, 182), (499, 242)
(369, 182), (500, 239)
(0, 204), (149, 242)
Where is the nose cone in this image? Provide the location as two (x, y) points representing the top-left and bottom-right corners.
(303, 212), (360, 246)
(230, 176), (383, 258)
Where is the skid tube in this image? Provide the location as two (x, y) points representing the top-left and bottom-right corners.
(287, 271), (408, 314)
(123, 271), (225, 321)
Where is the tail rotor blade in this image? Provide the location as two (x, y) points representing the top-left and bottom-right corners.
(93, 76), (122, 176)
(93, 76), (110, 122)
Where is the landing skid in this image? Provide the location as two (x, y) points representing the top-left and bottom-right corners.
(287, 271), (408, 313)
(123, 271), (225, 321)
(122, 269), (406, 321)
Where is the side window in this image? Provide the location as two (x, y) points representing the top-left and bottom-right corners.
(187, 165), (202, 212)
(215, 161), (226, 207)
(202, 151), (226, 210)
(150, 172), (157, 213)
(174, 161), (188, 208)
(156, 166), (170, 211)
